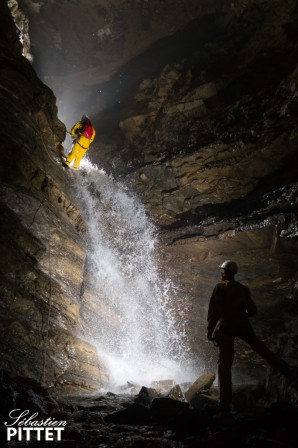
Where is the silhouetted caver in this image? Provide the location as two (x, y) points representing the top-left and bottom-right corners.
(207, 260), (290, 407)
(64, 115), (95, 170)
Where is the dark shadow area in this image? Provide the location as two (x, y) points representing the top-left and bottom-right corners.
(1, 369), (298, 448)
(88, 11), (249, 144)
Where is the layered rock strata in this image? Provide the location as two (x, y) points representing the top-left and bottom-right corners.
(111, 0), (298, 373)
(0, 0), (108, 393)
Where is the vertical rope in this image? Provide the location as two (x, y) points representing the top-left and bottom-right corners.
(35, 117), (56, 386)
(26, 176), (53, 386)
(43, 238), (53, 385)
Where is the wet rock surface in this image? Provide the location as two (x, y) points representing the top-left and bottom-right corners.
(1, 371), (298, 448)
(0, 0), (108, 392)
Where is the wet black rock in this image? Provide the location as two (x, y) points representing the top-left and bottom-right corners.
(105, 403), (152, 425)
(150, 397), (189, 424)
(2, 372), (298, 448)
(135, 386), (159, 407)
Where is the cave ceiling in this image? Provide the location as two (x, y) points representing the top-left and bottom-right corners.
(17, 0), (257, 127)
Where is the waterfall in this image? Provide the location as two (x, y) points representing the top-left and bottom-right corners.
(74, 159), (194, 389)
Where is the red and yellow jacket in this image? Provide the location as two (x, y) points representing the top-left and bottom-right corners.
(71, 121), (95, 150)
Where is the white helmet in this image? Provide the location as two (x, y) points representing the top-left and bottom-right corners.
(220, 260), (238, 275)
(81, 114), (89, 123)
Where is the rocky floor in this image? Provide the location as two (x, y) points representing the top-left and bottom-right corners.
(1, 371), (298, 448)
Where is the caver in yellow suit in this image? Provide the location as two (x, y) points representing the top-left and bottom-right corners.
(65, 118), (95, 170)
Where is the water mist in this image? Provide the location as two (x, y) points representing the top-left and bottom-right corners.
(75, 160), (195, 389)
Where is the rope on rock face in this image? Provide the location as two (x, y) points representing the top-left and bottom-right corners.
(26, 196), (52, 386)
(35, 117), (55, 386)
(43, 239), (53, 385)
(27, 203), (43, 231)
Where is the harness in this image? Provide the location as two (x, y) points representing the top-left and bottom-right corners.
(75, 140), (89, 150)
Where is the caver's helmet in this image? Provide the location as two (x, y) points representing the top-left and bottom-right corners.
(220, 260), (238, 275)
(81, 114), (89, 123)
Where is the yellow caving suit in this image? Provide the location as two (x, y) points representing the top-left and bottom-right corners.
(207, 280), (287, 405)
(65, 121), (95, 170)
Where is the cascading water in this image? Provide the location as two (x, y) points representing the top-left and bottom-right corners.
(74, 159), (195, 389)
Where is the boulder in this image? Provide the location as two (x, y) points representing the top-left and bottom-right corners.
(184, 373), (216, 402)
(135, 386), (158, 407)
(165, 384), (187, 402)
(151, 379), (176, 392)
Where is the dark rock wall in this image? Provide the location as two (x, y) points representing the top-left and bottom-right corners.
(113, 0), (298, 374)
(0, 0), (108, 393)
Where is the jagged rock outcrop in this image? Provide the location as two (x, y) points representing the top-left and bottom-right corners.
(0, 0), (108, 393)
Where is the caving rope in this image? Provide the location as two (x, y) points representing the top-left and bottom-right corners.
(34, 117), (54, 386)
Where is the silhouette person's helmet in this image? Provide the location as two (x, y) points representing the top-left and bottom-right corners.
(220, 260), (238, 275)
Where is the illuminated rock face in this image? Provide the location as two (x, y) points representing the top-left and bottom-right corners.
(2, 0), (298, 392)
(0, 0), (108, 393)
